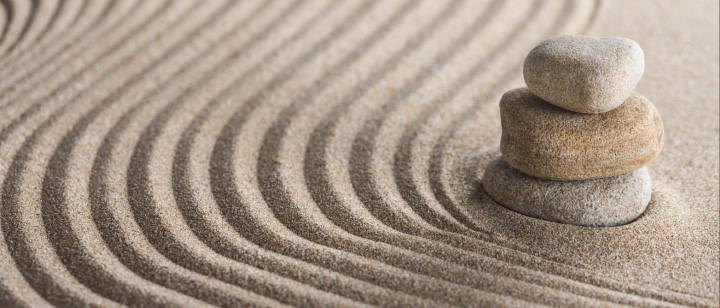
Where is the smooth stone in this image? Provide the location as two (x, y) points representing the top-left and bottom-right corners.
(500, 88), (663, 181)
(524, 35), (644, 113)
(482, 156), (652, 227)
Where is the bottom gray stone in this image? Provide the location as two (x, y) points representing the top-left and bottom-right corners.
(482, 156), (651, 227)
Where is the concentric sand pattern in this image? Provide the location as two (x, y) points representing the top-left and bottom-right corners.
(0, 0), (718, 307)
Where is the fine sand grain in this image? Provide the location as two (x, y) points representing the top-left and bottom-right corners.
(0, 0), (717, 307)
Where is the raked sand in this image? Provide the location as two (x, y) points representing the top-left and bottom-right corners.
(0, 0), (717, 307)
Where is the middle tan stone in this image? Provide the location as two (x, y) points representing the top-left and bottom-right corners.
(500, 87), (663, 181)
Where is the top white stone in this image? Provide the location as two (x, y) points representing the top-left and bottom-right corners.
(523, 35), (644, 114)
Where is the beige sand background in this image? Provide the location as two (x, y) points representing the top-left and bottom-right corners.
(0, 0), (717, 307)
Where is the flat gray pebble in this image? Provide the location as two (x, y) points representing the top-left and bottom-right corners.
(482, 156), (652, 227)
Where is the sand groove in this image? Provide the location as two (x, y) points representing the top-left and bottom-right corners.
(1, 0), (717, 307)
(0, 0), (121, 94)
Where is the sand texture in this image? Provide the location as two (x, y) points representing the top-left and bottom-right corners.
(0, 0), (717, 307)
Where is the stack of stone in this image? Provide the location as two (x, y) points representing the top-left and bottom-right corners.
(482, 35), (664, 227)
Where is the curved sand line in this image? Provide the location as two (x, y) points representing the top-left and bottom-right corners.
(0, 0), (121, 92)
(0, 0), (58, 58)
(39, 1), (296, 306)
(1, 0), (717, 306)
(0, 0), (32, 56)
(2, 1), (278, 306)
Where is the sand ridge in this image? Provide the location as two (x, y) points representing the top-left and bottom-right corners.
(0, 0), (717, 307)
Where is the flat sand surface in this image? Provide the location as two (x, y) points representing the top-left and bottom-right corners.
(0, 0), (717, 307)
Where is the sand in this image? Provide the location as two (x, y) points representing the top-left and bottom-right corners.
(0, 0), (716, 307)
